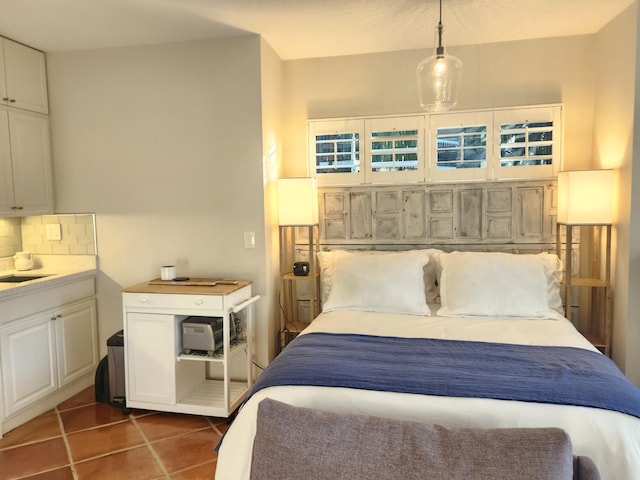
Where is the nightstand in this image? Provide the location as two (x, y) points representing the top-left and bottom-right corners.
(279, 224), (320, 349)
(556, 223), (612, 355)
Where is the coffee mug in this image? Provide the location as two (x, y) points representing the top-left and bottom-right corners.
(160, 265), (176, 281)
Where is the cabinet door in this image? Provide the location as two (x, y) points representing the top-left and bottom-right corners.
(1, 312), (57, 417)
(7, 110), (53, 215)
(0, 41), (6, 110)
(55, 299), (99, 387)
(1, 38), (48, 114)
(125, 313), (176, 405)
(0, 110), (14, 213)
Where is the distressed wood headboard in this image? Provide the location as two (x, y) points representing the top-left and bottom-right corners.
(318, 179), (558, 253)
(286, 179), (564, 324)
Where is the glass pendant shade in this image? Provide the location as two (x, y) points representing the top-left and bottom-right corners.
(417, 48), (463, 112)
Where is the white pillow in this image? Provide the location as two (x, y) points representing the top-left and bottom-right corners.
(322, 250), (431, 316)
(438, 251), (558, 318)
(317, 249), (442, 306)
(317, 250), (339, 305)
(538, 252), (564, 315)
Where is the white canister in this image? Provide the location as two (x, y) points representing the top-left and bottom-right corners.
(160, 265), (176, 281)
(14, 251), (34, 271)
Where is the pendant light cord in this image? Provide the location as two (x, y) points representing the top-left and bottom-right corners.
(436, 0), (445, 57)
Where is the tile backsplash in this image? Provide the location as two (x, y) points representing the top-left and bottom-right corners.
(0, 218), (22, 257)
(0, 214), (96, 257)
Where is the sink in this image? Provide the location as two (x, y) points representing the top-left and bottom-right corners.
(0, 274), (50, 283)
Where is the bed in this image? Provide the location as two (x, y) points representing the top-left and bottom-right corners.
(216, 249), (640, 480)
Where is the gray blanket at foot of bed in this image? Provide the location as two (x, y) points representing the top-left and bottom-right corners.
(249, 398), (600, 480)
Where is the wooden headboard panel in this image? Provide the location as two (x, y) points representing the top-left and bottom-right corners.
(318, 179), (558, 254)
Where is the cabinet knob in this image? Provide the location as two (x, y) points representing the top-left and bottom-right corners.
(139, 296), (148, 303)
(195, 299), (204, 305)
(9, 99), (15, 103)
(2, 97), (7, 101)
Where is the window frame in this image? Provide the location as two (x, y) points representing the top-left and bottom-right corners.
(308, 104), (563, 186)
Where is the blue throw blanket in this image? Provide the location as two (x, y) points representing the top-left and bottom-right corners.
(250, 332), (640, 419)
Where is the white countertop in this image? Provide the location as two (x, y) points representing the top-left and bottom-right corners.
(0, 255), (97, 300)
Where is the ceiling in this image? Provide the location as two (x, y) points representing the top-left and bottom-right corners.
(0, 0), (634, 60)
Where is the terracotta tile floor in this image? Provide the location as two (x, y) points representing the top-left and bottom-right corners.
(0, 387), (230, 479)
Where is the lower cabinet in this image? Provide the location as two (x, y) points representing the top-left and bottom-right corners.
(1, 311), (57, 416)
(126, 312), (176, 405)
(1, 298), (98, 417)
(55, 299), (99, 386)
(0, 276), (98, 436)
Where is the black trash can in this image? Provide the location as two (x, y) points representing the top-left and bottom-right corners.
(107, 330), (126, 408)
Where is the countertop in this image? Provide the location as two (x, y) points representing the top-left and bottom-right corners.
(122, 279), (251, 296)
(0, 255), (98, 300)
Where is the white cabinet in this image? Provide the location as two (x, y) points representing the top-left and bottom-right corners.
(0, 38), (49, 114)
(0, 276), (98, 435)
(122, 280), (258, 417)
(55, 299), (99, 386)
(1, 298), (97, 417)
(1, 311), (57, 416)
(0, 109), (53, 215)
(126, 312), (176, 405)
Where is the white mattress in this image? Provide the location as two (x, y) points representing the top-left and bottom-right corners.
(216, 311), (640, 480)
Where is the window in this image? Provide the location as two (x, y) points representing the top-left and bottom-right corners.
(429, 111), (493, 182)
(436, 125), (487, 170)
(308, 104), (562, 185)
(493, 106), (561, 179)
(308, 119), (365, 185)
(315, 132), (360, 174)
(371, 130), (419, 172)
(499, 122), (553, 167)
(309, 116), (424, 185)
(367, 116), (424, 183)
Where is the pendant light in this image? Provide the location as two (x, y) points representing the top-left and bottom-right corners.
(416, 0), (463, 112)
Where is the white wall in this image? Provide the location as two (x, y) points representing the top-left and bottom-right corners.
(258, 38), (285, 360)
(281, 35), (597, 176)
(593, 3), (639, 384)
(46, 36), (274, 365)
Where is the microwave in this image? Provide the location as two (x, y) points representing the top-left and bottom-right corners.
(181, 316), (236, 354)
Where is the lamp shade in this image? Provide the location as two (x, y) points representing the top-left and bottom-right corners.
(557, 170), (614, 225)
(278, 177), (319, 226)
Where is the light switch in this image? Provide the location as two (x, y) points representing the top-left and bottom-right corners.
(244, 231), (256, 249)
(46, 223), (62, 241)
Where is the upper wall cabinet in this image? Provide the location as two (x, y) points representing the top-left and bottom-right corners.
(0, 109), (54, 216)
(0, 38), (49, 114)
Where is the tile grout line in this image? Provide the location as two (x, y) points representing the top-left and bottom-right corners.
(129, 414), (172, 479)
(55, 406), (79, 480)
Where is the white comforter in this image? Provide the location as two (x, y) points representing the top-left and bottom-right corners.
(216, 310), (640, 480)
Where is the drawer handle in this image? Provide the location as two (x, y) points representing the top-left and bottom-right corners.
(195, 299), (204, 305)
(139, 296), (148, 303)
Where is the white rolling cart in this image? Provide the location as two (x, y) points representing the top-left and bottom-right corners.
(122, 279), (259, 417)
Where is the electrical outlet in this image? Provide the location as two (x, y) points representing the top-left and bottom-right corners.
(244, 231), (256, 249)
(45, 223), (62, 241)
